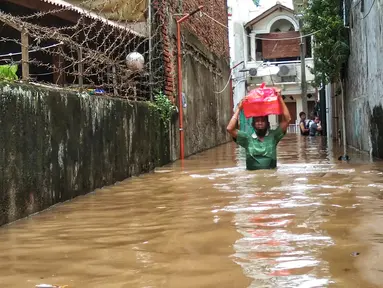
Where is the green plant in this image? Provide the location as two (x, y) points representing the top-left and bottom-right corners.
(0, 64), (18, 81)
(148, 91), (176, 132)
(303, 0), (349, 156)
(302, 0), (349, 87)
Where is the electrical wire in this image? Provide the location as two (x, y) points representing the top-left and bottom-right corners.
(203, 9), (321, 41)
(214, 62), (264, 94)
(202, 12), (228, 29)
(0, 41), (63, 58)
(353, 0), (362, 8)
(358, 0), (376, 19)
(213, 71), (232, 94)
(249, 30), (321, 40)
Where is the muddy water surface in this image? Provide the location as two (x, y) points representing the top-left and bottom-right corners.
(1, 134), (383, 287)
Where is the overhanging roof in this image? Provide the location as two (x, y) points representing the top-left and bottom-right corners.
(244, 3), (295, 29)
(4, 0), (146, 38)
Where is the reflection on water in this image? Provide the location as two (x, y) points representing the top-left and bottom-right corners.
(1, 134), (383, 287)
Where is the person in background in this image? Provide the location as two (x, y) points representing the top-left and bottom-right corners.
(226, 93), (291, 170)
(299, 112), (309, 136)
(309, 116), (322, 136)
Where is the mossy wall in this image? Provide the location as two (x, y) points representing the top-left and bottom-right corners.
(0, 83), (170, 225)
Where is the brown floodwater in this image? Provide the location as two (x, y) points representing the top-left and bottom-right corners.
(1, 134), (383, 287)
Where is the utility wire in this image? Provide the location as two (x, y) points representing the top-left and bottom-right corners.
(203, 11), (320, 41)
(202, 12), (322, 41)
(202, 12), (228, 29)
(249, 30), (321, 41)
(0, 42), (63, 58)
(359, 0), (376, 19)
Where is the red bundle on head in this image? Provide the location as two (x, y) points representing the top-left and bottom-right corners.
(242, 82), (282, 118)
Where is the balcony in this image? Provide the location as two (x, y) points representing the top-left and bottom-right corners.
(244, 58), (316, 95)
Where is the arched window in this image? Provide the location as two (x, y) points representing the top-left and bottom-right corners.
(267, 16), (299, 32)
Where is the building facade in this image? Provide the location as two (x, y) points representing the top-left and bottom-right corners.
(228, 0), (317, 129)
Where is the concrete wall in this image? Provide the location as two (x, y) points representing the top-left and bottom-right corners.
(0, 0), (233, 226)
(157, 0), (232, 160)
(231, 21), (247, 110)
(0, 44), (232, 225)
(0, 83), (170, 225)
(173, 29), (232, 158)
(345, 0), (382, 157)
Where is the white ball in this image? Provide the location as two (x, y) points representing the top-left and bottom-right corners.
(126, 52), (145, 72)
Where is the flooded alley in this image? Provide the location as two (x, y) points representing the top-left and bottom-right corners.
(2, 134), (383, 288)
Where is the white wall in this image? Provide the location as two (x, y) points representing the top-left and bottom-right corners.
(249, 10), (298, 33)
(227, 0), (295, 110)
(345, 0), (382, 156)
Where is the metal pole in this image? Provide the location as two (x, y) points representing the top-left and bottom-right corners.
(299, 18), (308, 114)
(147, 0), (153, 100)
(340, 80), (347, 156)
(319, 82), (327, 136)
(176, 21), (184, 161)
(230, 77), (233, 116)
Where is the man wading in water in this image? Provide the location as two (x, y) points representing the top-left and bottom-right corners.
(227, 92), (291, 170)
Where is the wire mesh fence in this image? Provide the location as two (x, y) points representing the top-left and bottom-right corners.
(0, 0), (166, 101)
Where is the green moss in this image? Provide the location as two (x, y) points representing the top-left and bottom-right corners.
(0, 82), (171, 225)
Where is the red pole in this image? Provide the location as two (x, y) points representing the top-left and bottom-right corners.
(176, 5), (204, 160)
(176, 21), (184, 161)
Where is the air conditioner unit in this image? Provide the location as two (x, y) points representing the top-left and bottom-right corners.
(249, 68), (258, 77)
(277, 65), (297, 77)
(256, 65), (280, 76)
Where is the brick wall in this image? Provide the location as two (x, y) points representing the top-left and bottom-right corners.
(155, 0), (229, 100)
(261, 31), (301, 59)
(168, 0), (229, 58)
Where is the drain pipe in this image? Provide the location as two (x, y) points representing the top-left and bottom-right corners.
(230, 78), (233, 116)
(230, 60), (245, 115)
(339, 79), (349, 160)
(176, 5), (204, 160)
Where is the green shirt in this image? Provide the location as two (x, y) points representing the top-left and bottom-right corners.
(236, 127), (286, 170)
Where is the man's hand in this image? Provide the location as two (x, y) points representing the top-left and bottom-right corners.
(278, 92), (291, 133)
(228, 97), (247, 139)
(237, 99), (243, 110)
(237, 96), (248, 110)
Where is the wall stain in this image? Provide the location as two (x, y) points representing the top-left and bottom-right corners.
(0, 83), (170, 225)
(370, 105), (383, 159)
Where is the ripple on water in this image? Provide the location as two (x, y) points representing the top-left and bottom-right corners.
(1, 135), (383, 287)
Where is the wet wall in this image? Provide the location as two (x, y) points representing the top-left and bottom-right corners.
(0, 83), (170, 225)
(0, 20), (232, 226)
(345, 0), (382, 157)
(173, 28), (232, 159)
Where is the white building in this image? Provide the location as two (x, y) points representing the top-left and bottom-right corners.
(228, 0), (317, 129)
